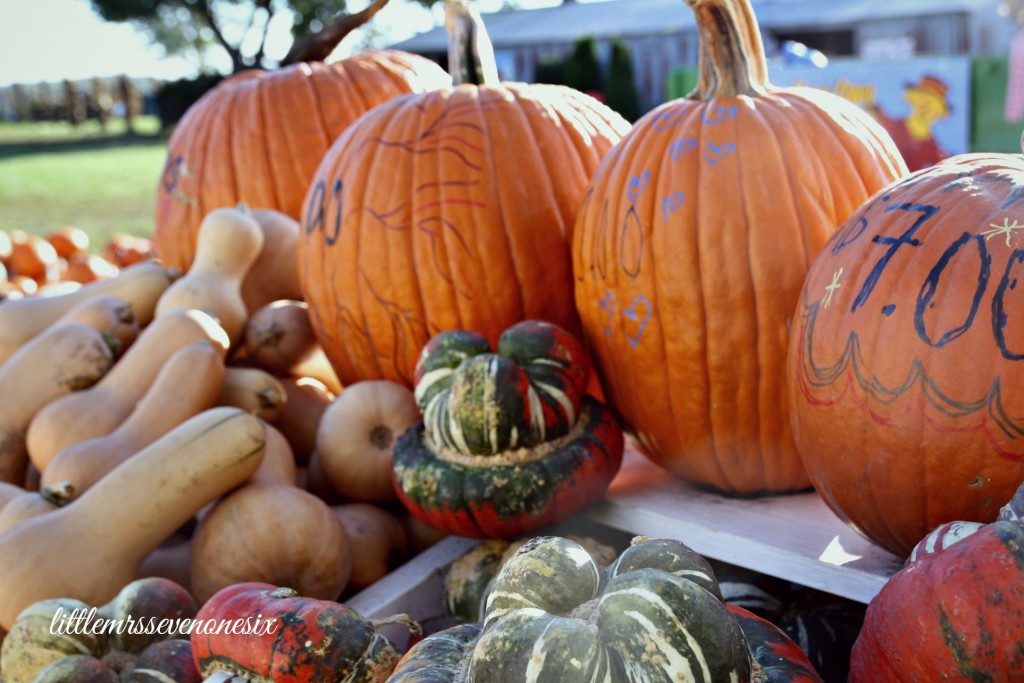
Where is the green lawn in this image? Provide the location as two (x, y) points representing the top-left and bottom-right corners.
(0, 117), (167, 248)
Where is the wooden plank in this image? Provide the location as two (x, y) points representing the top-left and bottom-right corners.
(345, 536), (479, 648)
(588, 445), (905, 604)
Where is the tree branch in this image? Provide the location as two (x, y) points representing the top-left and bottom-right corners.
(281, 0), (391, 66)
(191, 0), (247, 71)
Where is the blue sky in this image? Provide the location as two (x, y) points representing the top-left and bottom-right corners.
(0, 0), (571, 86)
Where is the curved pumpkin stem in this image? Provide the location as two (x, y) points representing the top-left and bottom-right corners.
(686, 0), (770, 99)
(281, 0), (391, 66)
(445, 0), (501, 87)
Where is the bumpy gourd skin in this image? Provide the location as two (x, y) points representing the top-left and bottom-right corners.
(393, 321), (623, 539)
(389, 536), (819, 683)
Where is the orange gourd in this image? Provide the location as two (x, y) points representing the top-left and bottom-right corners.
(298, 0), (631, 388)
(153, 0), (451, 271)
(571, 0), (907, 494)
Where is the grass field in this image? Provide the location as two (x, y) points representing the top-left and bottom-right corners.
(0, 116), (168, 247)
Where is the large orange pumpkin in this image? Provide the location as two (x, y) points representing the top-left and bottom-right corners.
(788, 153), (1024, 556)
(154, 0), (452, 271)
(298, 0), (631, 387)
(571, 0), (907, 495)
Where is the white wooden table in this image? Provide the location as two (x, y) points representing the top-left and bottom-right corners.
(349, 444), (905, 643)
(587, 445), (904, 604)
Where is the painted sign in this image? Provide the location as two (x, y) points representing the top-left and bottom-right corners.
(769, 56), (971, 172)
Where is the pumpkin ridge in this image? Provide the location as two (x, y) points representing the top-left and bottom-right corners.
(729, 103), (772, 491)
(255, 79), (290, 212)
(276, 70), (321, 214)
(475, 85), (532, 331)
(695, 103), (736, 491)
(303, 62), (337, 150)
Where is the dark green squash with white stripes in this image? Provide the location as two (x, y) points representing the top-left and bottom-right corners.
(392, 320), (623, 539)
(389, 536), (825, 682)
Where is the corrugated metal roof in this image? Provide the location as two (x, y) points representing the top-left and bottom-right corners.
(388, 0), (1001, 52)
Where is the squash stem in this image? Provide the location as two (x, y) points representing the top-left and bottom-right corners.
(445, 0), (501, 86)
(687, 0), (770, 99)
(371, 613), (423, 637)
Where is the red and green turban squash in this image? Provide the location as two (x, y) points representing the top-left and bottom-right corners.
(391, 320), (623, 539)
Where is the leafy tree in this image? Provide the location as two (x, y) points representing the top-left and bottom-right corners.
(90, 0), (354, 72)
(564, 35), (602, 99)
(604, 38), (640, 121)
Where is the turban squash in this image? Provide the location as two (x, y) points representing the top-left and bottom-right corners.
(298, 0), (630, 388)
(787, 153), (1024, 555)
(392, 320), (623, 539)
(191, 582), (410, 682)
(153, 0), (452, 271)
(849, 483), (1024, 681)
(388, 536), (824, 682)
(571, 0), (907, 495)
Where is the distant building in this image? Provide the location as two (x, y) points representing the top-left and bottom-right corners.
(389, 0), (1014, 113)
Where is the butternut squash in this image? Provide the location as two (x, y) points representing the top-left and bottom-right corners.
(0, 261), (175, 363)
(27, 309), (230, 472)
(0, 323), (116, 484)
(55, 294), (139, 359)
(241, 208), (302, 313)
(0, 482), (73, 534)
(0, 407), (265, 631)
(316, 380), (418, 503)
(333, 503), (407, 595)
(0, 481), (25, 512)
(248, 422), (298, 487)
(189, 483), (352, 604)
(215, 367), (286, 422)
(271, 376), (333, 465)
(135, 537), (193, 595)
(155, 205), (264, 345)
(40, 342), (226, 493)
(243, 299), (318, 374)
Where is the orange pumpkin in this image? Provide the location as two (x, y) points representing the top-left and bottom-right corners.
(571, 0), (907, 495)
(298, 0), (631, 388)
(788, 153), (1024, 556)
(153, 0), (452, 271)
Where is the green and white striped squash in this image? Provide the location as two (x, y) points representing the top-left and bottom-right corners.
(390, 536), (826, 682)
(393, 320), (623, 539)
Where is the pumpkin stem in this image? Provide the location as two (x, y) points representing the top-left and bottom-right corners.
(445, 0), (501, 87)
(687, 0), (770, 99)
(281, 0), (391, 66)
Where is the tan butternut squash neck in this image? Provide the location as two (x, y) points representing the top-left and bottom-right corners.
(688, 0), (769, 99)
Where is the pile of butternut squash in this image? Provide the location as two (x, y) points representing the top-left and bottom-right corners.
(0, 205), (437, 648)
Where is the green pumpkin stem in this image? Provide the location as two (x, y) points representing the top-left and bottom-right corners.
(281, 0), (391, 66)
(688, 0), (770, 99)
(445, 0), (501, 87)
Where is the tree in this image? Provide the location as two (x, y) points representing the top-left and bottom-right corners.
(604, 38), (640, 122)
(564, 35), (602, 101)
(89, 0), (351, 73)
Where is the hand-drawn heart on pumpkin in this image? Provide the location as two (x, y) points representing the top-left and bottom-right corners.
(661, 193), (685, 222)
(623, 295), (652, 349)
(670, 138), (698, 160)
(705, 141), (736, 165)
(599, 290), (615, 337)
(627, 171), (650, 205)
(653, 108), (687, 131)
(702, 105), (739, 125)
